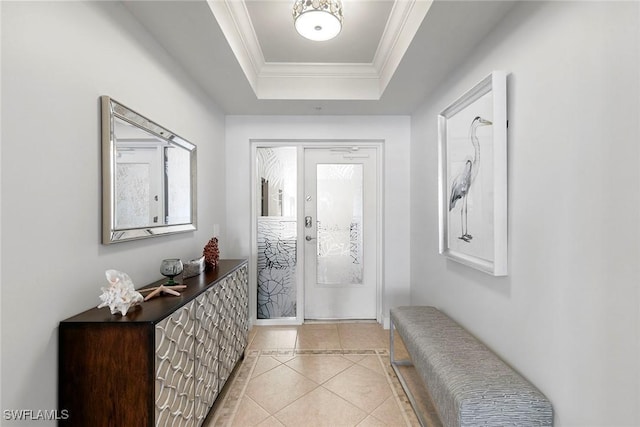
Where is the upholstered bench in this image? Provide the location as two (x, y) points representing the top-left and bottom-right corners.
(390, 306), (553, 426)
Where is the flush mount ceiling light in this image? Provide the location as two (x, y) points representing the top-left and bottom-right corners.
(293, 0), (343, 42)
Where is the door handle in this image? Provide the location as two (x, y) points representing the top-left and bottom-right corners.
(305, 236), (316, 241)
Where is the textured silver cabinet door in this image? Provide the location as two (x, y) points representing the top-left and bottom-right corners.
(155, 302), (195, 427)
(231, 265), (249, 352)
(193, 286), (221, 426)
(218, 265), (249, 386)
(153, 262), (248, 427)
(217, 276), (234, 386)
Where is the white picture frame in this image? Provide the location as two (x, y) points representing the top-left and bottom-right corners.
(438, 71), (508, 276)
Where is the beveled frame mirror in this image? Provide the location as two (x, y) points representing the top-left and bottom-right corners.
(101, 96), (197, 244)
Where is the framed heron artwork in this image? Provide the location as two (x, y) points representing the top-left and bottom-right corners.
(438, 71), (508, 276)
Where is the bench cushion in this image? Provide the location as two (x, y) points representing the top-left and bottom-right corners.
(391, 306), (552, 426)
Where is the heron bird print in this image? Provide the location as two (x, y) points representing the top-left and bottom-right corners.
(449, 116), (492, 242)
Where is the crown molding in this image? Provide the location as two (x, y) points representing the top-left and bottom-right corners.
(260, 62), (379, 78)
(373, 0), (433, 92)
(207, 0), (264, 93)
(209, 0), (429, 100)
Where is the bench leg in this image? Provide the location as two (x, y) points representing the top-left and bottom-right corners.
(390, 316), (413, 367)
(389, 317), (428, 427)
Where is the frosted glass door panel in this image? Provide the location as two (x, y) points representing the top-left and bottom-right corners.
(116, 147), (162, 229)
(116, 163), (151, 228)
(316, 164), (363, 285)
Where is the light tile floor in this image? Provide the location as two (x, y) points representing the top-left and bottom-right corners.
(205, 322), (425, 427)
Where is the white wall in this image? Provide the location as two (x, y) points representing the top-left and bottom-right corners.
(410, 1), (639, 425)
(1, 2), (226, 422)
(225, 116), (411, 326)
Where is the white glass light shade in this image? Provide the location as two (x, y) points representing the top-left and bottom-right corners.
(293, 0), (343, 42)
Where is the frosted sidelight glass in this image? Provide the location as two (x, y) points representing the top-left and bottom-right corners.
(116, 163), (151, 228)
(316, 164), (363, 285)
(256, 147), (297, 319)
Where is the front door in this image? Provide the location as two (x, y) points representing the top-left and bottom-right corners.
(303, 147), (378, 319)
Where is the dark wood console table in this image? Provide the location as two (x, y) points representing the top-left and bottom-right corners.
(58, 259), (248, 427)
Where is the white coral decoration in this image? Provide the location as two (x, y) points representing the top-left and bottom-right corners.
(97, 269), (144, 316)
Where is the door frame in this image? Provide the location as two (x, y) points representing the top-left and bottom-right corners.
(250, 139), (384, 326)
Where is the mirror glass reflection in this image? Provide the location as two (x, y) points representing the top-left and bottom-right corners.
(102, 96), (197, 244)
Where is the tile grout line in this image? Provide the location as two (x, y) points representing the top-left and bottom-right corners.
(231, 351), (264, 423)
(212, 323), (416, 426)
(274, 349), (392, 427)
(375, 349), (414, 427)
(211, 350), (261, 426)
(238, 351), (287, 426)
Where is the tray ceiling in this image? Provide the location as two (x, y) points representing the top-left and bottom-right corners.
(123, 0), (517, 114)
(210, 0), (432, 100)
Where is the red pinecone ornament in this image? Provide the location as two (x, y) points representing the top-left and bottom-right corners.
(203, 237), (220, 271)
